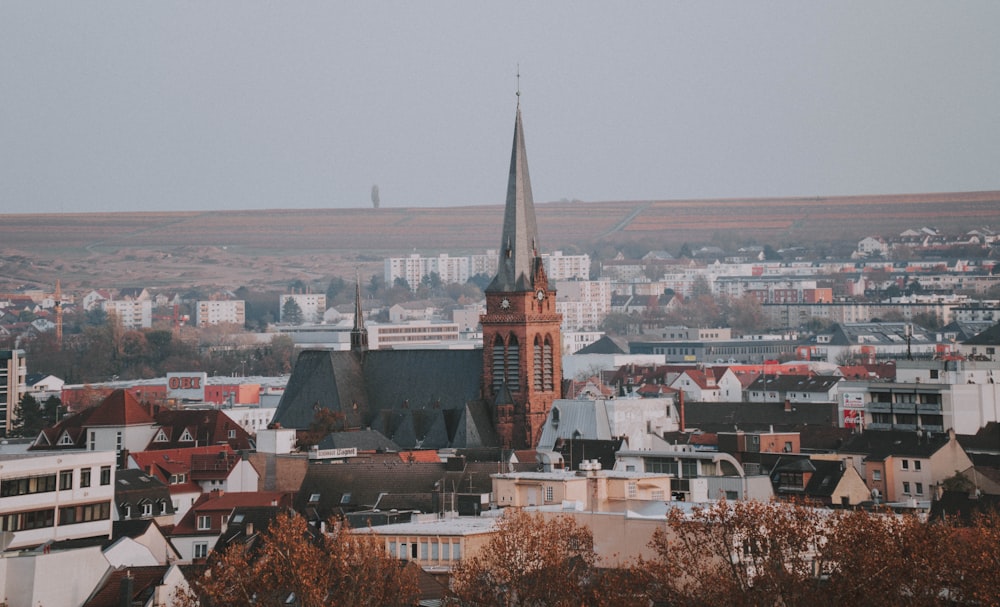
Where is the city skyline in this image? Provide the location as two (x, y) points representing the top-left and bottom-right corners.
(3, 2), (1000, 215)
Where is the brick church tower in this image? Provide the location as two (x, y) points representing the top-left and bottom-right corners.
(481, 103), (562, 450)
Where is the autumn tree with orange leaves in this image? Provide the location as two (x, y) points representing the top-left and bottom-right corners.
(642, 499), (1000, 607)
(179, 511), (419, 607)
(447, 508), (642, 607)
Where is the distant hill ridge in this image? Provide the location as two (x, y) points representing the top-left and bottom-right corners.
(2, 190), (998, 254)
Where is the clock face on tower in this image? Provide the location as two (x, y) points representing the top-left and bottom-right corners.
(536, 289), (545, 301)
(500, 298), (511, 310)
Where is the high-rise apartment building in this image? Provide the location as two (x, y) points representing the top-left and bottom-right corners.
(0, 350), (26, 436)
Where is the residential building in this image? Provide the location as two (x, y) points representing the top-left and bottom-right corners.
(279, 293), (327, 324)
(170, 490), (292, 562)
(543, 250), (591, 281)
(0, 350), (26, 436)
(493, 463), (673, 511)
(103, 299), (153, 329)
(838, 429), (973, 504)
(615, 446), (774, 501)
(0, 450), (117, 550)
(554, 279), (611, 331)
(113, 468), (175, 525)
(195, 300), (245, 327)
(353, 516), (497, 570)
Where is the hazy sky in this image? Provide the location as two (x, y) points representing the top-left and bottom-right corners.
(2, 2), (999, 214)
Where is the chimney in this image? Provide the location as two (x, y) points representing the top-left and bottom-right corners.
(119, 570), (134, 607)
(678, 390), (686, 432)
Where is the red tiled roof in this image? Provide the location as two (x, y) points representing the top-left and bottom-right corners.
(83, 566), (171, 607)
(171, 491), (293, 536)
(398, 450), (441, 463)
(86, 389), (155, 427)
(131, 445), (233, 484)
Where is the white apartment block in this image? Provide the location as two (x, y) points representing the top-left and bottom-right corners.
(385, 250), (590, 289)
(195, 300), (246, 327)
(280, 293), (327, 324)
(102, 299), (153, 329)
(555, 279), (612, 331)
(385, 254), (470, 289)
(1, 350), (26, 436)
(543, 251), (591, 281)
(369, 321), (463, 350)
(0, 451), (117, 550)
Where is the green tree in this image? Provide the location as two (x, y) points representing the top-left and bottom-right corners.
(12, 393), (44, 438)
(281, 297), (304, 325)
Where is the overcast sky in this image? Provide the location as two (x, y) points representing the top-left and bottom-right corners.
(2, 2), (999, 214)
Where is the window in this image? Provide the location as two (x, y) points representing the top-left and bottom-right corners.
(159, 501), (168, 515)
(80, 468), (91, 488)
(309, 493), (321, 503)
(1, 474), (57, 497)
(58, 432), (75, 446)
(914, 460), (922, 471)
(194, 542), (209, 559)
(340, 493), (352, 505)
(1, 508), (55, 532)
(89, 431), (96, 451)
(115, 431), (122, 453)
(442, 542), (451, 561)
(59, 502), (110, 525)
(930, 369), (939, 379)
(59, 470), (73, 491)
(652, 490), (665, 501)
(453, 542), (461, 560)
(228, 429), (237, 439)
(902, 460), (909, 470)
(545, 486), (554, 502)
(122, 504), (132, 518)
(872, 470), (882, 482)
(915, 483), (924, 495)
(141, 502), (153, 517)
(197, 515), (211, 530)
(627, 482), (638, 498)
(100, 466), (111, 485)
(903, 481), (911, 494)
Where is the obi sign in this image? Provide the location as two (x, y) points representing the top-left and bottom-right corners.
(167, 372), (207, 401)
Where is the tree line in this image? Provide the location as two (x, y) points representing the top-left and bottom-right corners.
(183, 500), (1000, 607)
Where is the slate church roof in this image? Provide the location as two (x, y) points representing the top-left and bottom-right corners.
(271, 349), (498, 449)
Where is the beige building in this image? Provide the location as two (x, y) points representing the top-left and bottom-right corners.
(493, 462), (673, 511)
(354, 515), (497, 570)
(195, 299), (246, 327)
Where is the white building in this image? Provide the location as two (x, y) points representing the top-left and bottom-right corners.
(195, 300), (246, 327)
(384, 253), (471, 289)
(0, 450), (117, 550)
(103, 299), (153, 329)
(0, 350), (26, 436)
(279, 293), (327, 324)
(555, 279), (612, 331)
(369, 321), (465, 350)
(543, 251), (591, 281)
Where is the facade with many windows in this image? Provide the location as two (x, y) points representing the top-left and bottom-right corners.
(0, 451), (116, 549)
(0, 350), (26, 436)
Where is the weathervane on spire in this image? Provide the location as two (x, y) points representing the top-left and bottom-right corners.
(516, 64), (521, 107)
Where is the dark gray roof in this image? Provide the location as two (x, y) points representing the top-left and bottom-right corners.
(746, 374), (841, 395)
(272, 348), (494, 449)
(962, 322), (1000, 345)
(682, 401), (840, 432)
(826, 322), (934, 346)
(317, 429), (400, 452)
(575, 335), (628, 355)
(294, 454), (449, 518)
(838, 429), (952, 461)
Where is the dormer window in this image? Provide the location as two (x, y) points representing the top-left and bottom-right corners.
(58, 432), (75, 446)
(153, 429), (169, 443)
(179, 429), (194, 443)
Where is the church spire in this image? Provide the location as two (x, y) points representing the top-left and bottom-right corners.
(487, 102), (541, 293)
(351, 272), (368, 352)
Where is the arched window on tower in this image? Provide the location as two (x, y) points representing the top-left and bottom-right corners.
(533, 336), (543, 391)
(543, 335), (554, 391)
(507, 334), (520, 391)
(491, 335), (506, 391)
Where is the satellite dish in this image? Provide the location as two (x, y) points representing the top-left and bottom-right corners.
(871, 488), (881, 499)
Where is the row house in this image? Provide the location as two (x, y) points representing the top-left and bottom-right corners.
(744, 374), (842, 405)
(170, 490), (291, 562)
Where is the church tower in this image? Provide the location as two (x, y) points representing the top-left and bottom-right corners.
(481, 103), (562, 450)
(350, 274), (368, 352)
